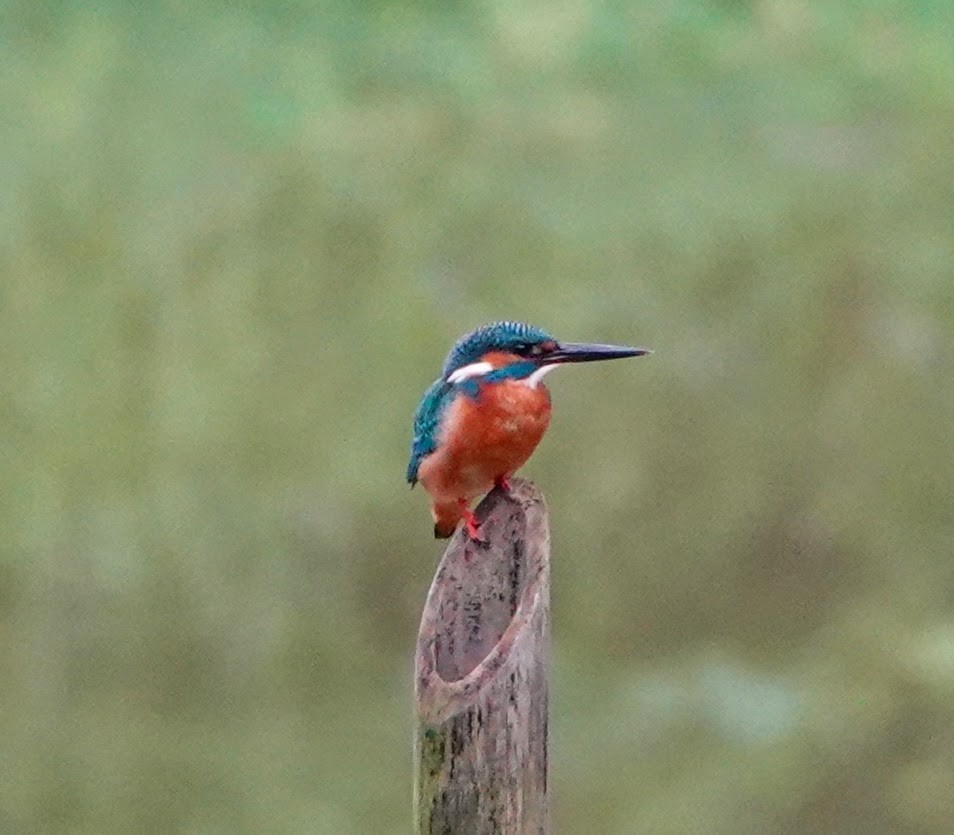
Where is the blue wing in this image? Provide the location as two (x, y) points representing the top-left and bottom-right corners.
(407, 379), (453, 485)
(407, 375), (486, 485)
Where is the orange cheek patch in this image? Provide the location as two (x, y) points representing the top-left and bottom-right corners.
(479, 351), (522, 369)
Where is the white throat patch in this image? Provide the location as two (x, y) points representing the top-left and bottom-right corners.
(525, 364), (558, 389)
(447, 361), (494, 384)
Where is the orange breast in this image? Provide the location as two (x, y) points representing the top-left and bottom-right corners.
(417, 378), (552, 502)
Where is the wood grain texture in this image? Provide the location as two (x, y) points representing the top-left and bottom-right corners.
(414, 477), (550, 834)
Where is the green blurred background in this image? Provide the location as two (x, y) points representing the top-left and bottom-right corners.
(3, 1), (953, 832)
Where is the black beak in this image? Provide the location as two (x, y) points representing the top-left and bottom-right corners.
(542, 342), (652, 364)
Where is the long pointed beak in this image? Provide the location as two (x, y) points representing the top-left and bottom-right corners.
(542, 341), (652, 364)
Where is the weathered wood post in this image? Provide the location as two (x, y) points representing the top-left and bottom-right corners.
(414, 477), (550, 834)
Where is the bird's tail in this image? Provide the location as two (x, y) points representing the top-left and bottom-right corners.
(431, 500), (462, 539)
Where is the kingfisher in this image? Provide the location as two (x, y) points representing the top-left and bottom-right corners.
(407, 321), (650, 539)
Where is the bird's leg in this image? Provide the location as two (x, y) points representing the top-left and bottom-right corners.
(494, 474), (512, 492)
(457, 498), (483, 541)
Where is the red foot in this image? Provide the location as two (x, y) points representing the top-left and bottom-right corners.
(494, 475), (512, 492)
(457, 499), (483, 541)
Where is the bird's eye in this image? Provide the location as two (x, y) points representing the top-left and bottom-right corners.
(513, 341), (551, 357)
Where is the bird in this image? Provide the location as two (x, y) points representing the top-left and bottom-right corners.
(407, 321), (650, 539)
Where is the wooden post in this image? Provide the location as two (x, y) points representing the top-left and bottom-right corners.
(413, 477), (551, 835)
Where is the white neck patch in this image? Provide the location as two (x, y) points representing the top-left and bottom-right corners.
(447, 361), (494, 384)
(525, 363), (559, 389)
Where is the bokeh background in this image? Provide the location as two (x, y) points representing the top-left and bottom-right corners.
(3, 1), (953, 832)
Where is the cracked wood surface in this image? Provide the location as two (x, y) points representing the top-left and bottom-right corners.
(414, 478), (550, 834)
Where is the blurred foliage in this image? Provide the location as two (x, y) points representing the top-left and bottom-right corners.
(2, 0), (953, 832)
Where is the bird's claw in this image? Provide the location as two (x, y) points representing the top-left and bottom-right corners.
(458, 500), (484, 542)
(465, 518), (484, 541)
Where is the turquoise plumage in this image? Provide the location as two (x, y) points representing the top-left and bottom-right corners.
(407, 378), (452, 485)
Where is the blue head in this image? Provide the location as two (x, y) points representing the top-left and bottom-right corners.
(441, 321), (557, 379)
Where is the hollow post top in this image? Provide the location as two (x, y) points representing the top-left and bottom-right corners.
(414, 478), (551, 725)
